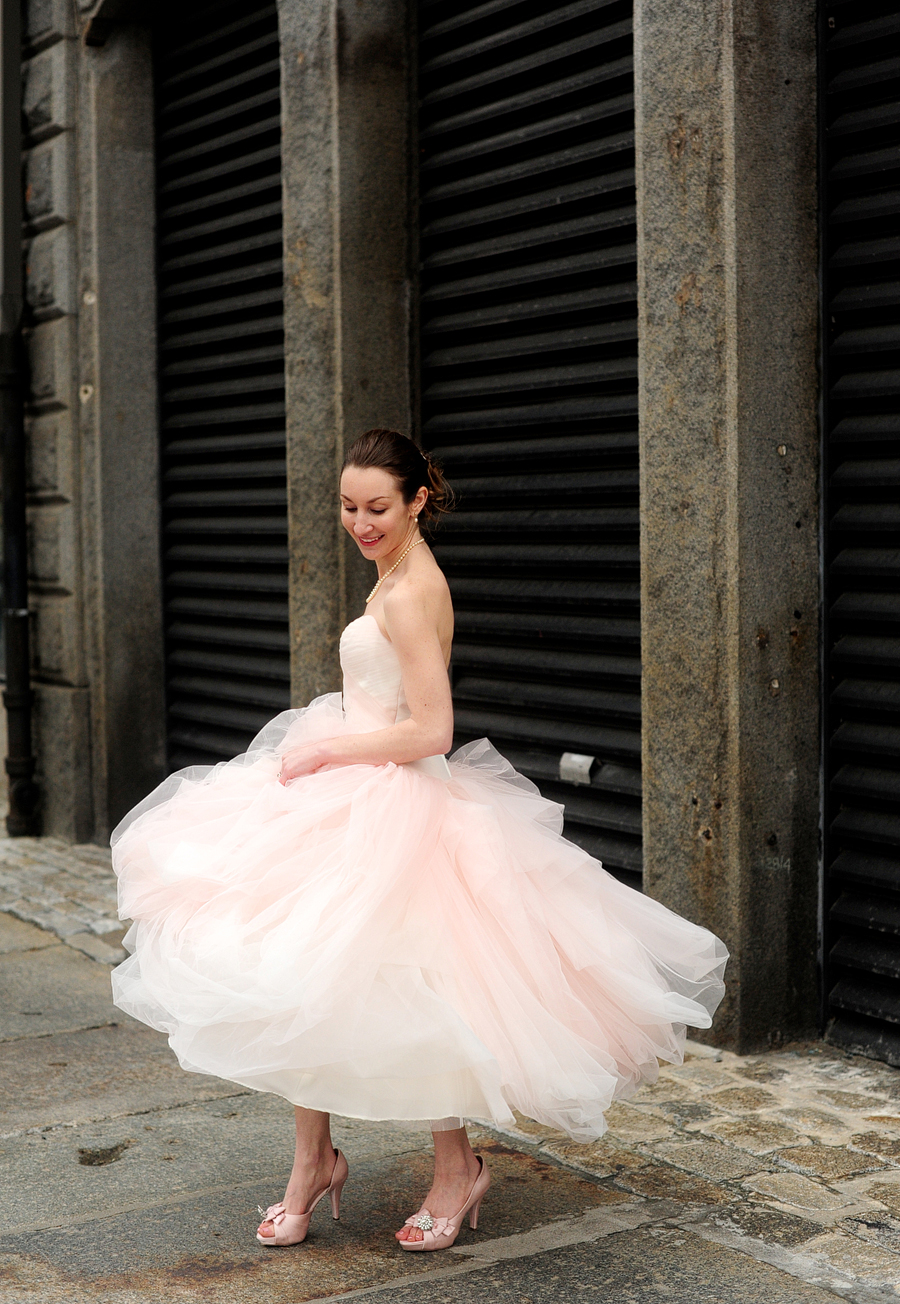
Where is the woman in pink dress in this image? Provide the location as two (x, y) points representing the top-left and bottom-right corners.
(111, 429), (727, 1252)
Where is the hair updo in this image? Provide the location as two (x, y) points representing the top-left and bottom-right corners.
(342, 429), (455, 525)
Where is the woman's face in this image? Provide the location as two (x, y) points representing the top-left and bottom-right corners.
(339, 466), (426, 561)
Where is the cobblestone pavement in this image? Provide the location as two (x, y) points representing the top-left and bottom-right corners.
(488, 1043), (900, 1297)
(0, 836), (124, 964)
(2, 837), (900, 1299)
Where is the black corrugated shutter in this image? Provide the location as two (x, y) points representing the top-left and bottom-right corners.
(154, 0), (288, 771)
(822, 0), (900, 1062)
(417, 0), (640, 886)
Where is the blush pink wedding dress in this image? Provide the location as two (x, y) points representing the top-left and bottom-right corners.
(111, 614), (727, 1141)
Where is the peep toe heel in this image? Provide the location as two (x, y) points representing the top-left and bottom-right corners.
(257, 1148), (348, 1247)
(399, 1155), (490, 1252)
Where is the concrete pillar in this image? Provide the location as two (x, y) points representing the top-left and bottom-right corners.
(277, 0), (412, 703)
(635, 0), (820, 1050)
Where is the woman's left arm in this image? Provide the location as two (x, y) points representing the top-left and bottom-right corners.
(278, 589), (453, 782)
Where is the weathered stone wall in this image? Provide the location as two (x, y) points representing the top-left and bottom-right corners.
(635, 0), (820, 1050)
(22, 0), (92, 839)
(21, 0), (164, 840)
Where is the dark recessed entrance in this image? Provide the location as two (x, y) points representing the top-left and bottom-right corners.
(417, 0), (642, 886)
(821, 0), (900, 1063)
(154, 0), (289, 771)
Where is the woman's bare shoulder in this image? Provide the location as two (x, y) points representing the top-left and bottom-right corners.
(383, 555), (453, 636)
(387, 551), (450, 606)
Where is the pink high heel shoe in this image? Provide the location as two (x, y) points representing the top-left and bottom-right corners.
(399, 1155), (490, 1252)
(256, 1148), (349, 1247)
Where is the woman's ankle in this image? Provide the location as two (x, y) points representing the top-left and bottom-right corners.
(432, 1153), (480, 1182)
(292, 1146), (334, 1171)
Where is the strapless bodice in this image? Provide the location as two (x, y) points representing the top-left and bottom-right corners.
(339, 615), (451, 779)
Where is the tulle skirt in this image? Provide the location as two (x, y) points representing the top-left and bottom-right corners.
(111, 693), (727, 1142)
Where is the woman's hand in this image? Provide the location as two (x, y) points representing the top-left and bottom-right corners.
(278, 742), (333, 784)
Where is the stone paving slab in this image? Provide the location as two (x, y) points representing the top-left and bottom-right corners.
(0, 911), (56, 954)
(0, 1021), (247, 1138)
(311, 1228), (854, 1304)
(0, 945), (118, 1042)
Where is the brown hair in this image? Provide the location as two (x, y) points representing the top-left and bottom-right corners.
(342, 429), (455, 525)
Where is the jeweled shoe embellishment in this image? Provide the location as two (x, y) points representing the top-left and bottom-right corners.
(399, 1159), (491, 1252)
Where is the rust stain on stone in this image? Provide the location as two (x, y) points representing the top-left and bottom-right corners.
(667, 118), (687, 162)
(675, 272), (703, 312)
(666, 117), (702, 165)
(286, 236), (330, 311)
(167, 1254), (261, 1283)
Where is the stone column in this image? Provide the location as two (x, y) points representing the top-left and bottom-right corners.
(635, 0), (820, 1050)
(278, 0), (412, 703)
(77, 21), (165, 835)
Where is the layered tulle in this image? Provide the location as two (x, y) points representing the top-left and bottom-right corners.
(111, 619), (727, 1142)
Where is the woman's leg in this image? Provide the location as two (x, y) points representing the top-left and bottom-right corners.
(257, 1107), (337, 1236)
(395, 1124), (482, 1242)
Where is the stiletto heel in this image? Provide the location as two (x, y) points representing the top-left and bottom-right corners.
(257, 1148), (349, 1247)
(399, 1155), (490, 1252)
(329, 1166), (347, 1220)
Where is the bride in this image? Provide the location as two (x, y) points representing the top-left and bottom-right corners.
(111, 428), (727, 1252)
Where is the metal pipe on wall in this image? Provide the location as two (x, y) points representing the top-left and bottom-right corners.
(0, 0), (38, 835)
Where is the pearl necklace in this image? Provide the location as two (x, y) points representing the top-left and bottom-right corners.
(365, 535), (426, 604)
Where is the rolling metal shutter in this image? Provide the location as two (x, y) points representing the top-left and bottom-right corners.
(417, 0), (641, 886)
(822, 0), (900, 1062)
(154, 1), (289, 772)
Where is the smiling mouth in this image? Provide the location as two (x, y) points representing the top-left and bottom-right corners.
(359, 535), (384, 547)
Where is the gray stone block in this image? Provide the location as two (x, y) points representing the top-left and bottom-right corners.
(648, 1139), (763, 1182)
(25, 413), (68, 496)
(23, 135), (73, 232)
(23, 41), (75, 143)
(64, 932), (126, 965)
(743, 1171), (864, 1213)
(24, 0), (74, 52)
(801, 1232), (900, 1288)
(32, 684), (94, 841)
(31, 595), (77, 679)
(25, 226), (77, 321)
(26, 503), (63, 586)
(25, 315), (75, 410)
